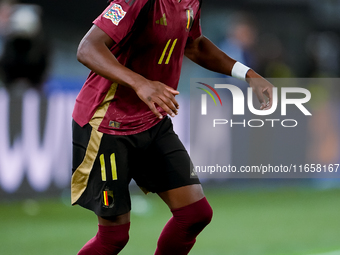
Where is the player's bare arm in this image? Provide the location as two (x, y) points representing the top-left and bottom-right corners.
(77, 25), (179, 119)
(185, 35), (273, 109)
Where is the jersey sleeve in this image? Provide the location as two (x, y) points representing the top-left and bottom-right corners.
(93, 0), (148, 44)
(188, 9), (202, 42)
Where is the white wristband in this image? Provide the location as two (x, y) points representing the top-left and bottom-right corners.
(231, 62), (250, 81)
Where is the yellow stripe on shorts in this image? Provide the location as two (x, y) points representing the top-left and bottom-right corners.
(71, 128), (103, 205)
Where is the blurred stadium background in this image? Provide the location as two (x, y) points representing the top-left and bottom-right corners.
(0, 0), (340, 254)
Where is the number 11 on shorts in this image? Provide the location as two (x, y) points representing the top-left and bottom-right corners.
(100, 153), (118, 181)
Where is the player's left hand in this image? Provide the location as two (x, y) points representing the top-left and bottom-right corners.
(246, 69), (274, 110)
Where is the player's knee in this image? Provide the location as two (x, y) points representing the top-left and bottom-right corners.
(201, 200), (213, 225)
(190, 198), (213, 232)
(103, 230), (130, 250)
(116, 230), (130, 248)
(98, 224), (130, 252)
(172, 197), (213, 234)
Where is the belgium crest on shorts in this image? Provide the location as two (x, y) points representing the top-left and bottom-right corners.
(102, 188), (114, 208)
(186, 8), (194, 31)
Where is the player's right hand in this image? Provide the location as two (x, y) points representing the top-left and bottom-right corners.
(135, 80), (180, 119)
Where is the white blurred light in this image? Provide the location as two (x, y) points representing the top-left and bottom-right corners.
(10, 4), (41, 37)
(0, 88), (76, 193)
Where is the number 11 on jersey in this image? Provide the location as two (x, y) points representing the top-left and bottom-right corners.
(158, 39), (178, 65)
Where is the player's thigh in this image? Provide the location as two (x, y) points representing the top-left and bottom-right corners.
(132, 117), (203, 207)
(98, 211), (131, 226)
(158, 184), (205, 210)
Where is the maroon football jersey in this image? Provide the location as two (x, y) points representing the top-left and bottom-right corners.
(73, 0), (202, 135)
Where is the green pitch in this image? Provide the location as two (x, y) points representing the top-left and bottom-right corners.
(0, 187), (340, 255)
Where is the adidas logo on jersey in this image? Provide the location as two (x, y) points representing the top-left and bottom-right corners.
(156, 13), (167, 26)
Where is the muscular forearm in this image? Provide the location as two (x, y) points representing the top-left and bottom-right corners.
(184, 36), (237, 76)
(185, 36), (264, 83)
(185, 35), (274, 110)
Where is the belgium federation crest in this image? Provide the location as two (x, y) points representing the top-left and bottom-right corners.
(186, 8), (194, 31)
(102, 188), (114, 208)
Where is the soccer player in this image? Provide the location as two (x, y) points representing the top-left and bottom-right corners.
(71, 0), (273, 254)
